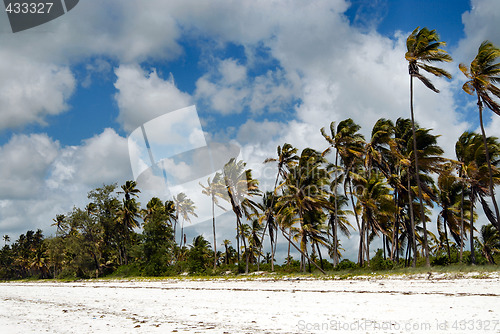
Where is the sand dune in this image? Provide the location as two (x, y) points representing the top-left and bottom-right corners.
(1, 275), (499, 333)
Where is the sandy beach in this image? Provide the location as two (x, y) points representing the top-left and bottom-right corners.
(1, 274), (499, 333)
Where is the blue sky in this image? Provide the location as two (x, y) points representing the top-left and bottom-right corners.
(0, 0), (499, 260)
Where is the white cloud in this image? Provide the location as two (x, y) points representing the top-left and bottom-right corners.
(195, 59), (298, 116)
(0, 134), (59, 199)
(49, 128), (131, 188)
(114, 64), (193, 133)
(0, 51), (75, 130)
(0, 128), (133, 237)
(456, 0), (500, 65)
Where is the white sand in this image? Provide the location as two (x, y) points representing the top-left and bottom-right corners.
(1, 275), (499, 333)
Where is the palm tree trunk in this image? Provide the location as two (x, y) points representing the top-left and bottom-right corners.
(478, 98), (500, 231)
(443, 216), (451, 262)
(287, 229), (291, 269)
(460, 180), (465, 263)
(365, 225), (370, 265)
(409, 74), (431, 267)
(348, 180), (362, 265)
(212, 195), (217, 270)
(333, 152), (339, 266)
(470, 190), (476, 265)
(316, 241), (324, 270)
(408, 173), (417, 267)
(279, 226), (326, 274)
(257, 170), (281, 271)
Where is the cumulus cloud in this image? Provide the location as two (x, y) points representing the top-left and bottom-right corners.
(114, 64), (193, 133)
(195, 58), (298, 116)
(0, 134), (59, 199)
(0, 51), (75, 130)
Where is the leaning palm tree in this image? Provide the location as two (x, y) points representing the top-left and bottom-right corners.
(259, 144), (299, 270)
(436, 163), (464, 262)
(200, 173), (227, 270)
(456, 131), (500, 264)
(322, 119), (365, 266)
(460, 41), (500, 231)
(478, 224), (500, 264)
(220, 158), (261, 273)
(405, 27), (452, 266)
(276, 148), (331, 273)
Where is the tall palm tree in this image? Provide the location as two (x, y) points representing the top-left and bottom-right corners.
(173, 192), (197, 249)
(351, 169), (395, 265)
(456, 131), (500, 264)
(436, 163), (464, 261)
(220, 158), (261, 273)
(460, 41), (500, 231)
(200, 173), (226, 270)
(277, 148), (331, 272)
(260, 143), (299, 269)
(322, 119), (365, 266)
(406, 27), (452, 267)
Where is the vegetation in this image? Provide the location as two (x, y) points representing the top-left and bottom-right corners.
(1, 30), (500, 280)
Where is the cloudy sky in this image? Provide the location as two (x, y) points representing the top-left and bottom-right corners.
(0, 0), (499, 261)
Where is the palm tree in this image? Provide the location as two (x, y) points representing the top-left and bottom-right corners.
(322, 119), (365, 266)
(261, 143), (299, 270)
(173, 192), (197, 249)
(221, 239), (235, 265)
(456, 131), (500, 264)
(3, 235), (10, 247)
(120, 180), (141, 202)
(116, 182), (141, 265)
(436, 163), (464, 261)
(277, 148), (331, 272)
(478, 224), (500, 264)
(405, 27), (452, 267)
(220, 158), (261, 273)
(460, 41), (500, 231)
(200, 172), (226, 270)
(51, 214), (68, 237)
(351, 169), (395, 265)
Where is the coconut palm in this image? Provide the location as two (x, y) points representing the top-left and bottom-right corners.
(277, 148), (331, 272)
(173, 192), (197, 249)
(460, 41), (500, 231)
(200, 172), (227, 269)
(3, 235), (10, 247)
(326, 194), (353, 262)
(436, 163), (464, 261)
(351, 169), (395, 265)
(406, 27), (452, 267)
(456, 131), (500, 264)
(478, 224), (500, 264)
(51, 214), (68, 237)
(256, 191), (279, 271)
(322, 119), (365, 266)
(220, 158), (261, 273)
(260, 144), (299, 269)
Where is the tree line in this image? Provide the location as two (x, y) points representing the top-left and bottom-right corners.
(1, 27), (500, 279)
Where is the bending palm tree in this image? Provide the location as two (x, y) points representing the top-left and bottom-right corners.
(406, 27), (452, 266)
(460, 41), (500, 231)
(260, 144), (298, 270)
(221, 158), (261, 273)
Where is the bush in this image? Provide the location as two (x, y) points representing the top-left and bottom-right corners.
(370, 249), (394, 270)
(335, 259), (357, 270)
